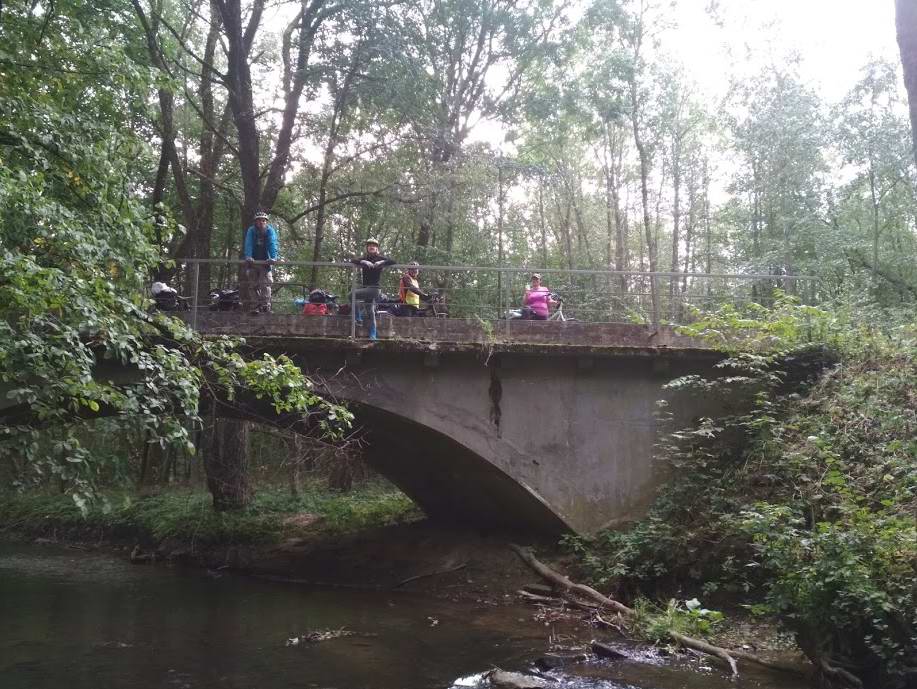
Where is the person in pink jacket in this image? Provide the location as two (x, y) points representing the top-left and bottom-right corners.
(523, 273), (557, 320)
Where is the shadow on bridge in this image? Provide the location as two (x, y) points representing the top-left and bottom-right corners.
(353, 403), (569, 536)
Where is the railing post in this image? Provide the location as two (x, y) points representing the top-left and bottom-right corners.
(191, 260), (200, 331)
(350, 265), (358, 340)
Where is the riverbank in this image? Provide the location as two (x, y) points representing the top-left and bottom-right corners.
(0, 485), (548, 603)
(0, 540), (813, 689)
(0, 484), (809, 687)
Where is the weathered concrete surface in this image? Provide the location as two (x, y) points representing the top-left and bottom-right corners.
(187, 312), (705, 350)
(187, 313), (721, 535)
(301, 346), (720, 535)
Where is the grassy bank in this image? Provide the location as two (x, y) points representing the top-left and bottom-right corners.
(0, 482), (422, 547)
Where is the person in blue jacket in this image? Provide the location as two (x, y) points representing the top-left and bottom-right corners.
(243, 210), (279, 313)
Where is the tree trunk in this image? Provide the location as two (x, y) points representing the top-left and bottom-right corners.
(614, 174), (627, 293)
(897, 0), (917, 168)
(537, 182), (548, 267)
(497, 162), (505, 298)
(631, 90), (657, 322)
(681, 175), (696, 294)
(328, 449), (354, 492)
(417, 135), (453, 249)
(669, 135), (682, 320)
(601, 118), (628, 295)
(190, 4), (227, 304)
(702, 159), (713, 301)
(214, 0), (265, 299)
(217, 0), (263, 218)
(205, 418), (251, 511)
(137, 431), (152, 487)
(310, 165), (333, 289)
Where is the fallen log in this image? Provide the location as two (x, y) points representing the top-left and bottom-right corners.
(516, 589), (598, 611)
(534, 652), (588, 670)
(592, 610), (625, 634)
(509, 544), (808, 681)
(669, 631), (738, 676)
(509, 544), (633, 616)
(591, 641), (628, 661)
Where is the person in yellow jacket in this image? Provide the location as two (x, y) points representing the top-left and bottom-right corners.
(398, 261), (430, 316)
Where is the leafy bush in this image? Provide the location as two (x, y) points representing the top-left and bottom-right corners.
(632, 597), (725, 643)
(565, 296), (917, 686)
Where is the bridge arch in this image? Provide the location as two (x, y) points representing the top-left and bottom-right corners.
(349, 402), (571, 535)
(182, 314), (725, 534)
(299, 342), (723, 536)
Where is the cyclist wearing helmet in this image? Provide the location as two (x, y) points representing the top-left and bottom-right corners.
(349, 237), (394, 340)
(523, 273), (556, 320)
(399, 261), (430, 316)
(243, 210), (279, 313)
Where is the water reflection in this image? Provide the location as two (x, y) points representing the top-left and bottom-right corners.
(0, 544), (808, 689)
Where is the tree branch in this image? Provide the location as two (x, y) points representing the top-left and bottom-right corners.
(285, 185), (399, 225)
(509, 544), (809, 681)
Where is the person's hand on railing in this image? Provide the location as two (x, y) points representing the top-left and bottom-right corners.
(267, 258), (276, 265)
(245, 256), (254, 263)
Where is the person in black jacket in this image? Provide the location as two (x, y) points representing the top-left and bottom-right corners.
(348, 237), (394, 340)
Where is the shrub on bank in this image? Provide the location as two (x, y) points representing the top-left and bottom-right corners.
(565, 298), (917, 688)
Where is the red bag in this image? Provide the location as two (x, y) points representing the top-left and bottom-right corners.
(302, 303), (328, 316)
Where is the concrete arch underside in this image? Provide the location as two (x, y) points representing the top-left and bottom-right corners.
(352, 403), (570, 535)
(301, 347), (722, 536)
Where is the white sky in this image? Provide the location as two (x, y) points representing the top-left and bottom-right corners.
(469, 0), (902, 150)
(668, 0), (900, 101)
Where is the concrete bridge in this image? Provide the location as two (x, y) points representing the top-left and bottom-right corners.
(191, 313), (722, 535)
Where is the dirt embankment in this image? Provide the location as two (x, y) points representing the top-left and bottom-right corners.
(9, 518), (557, 604)
(252, 521), (560, 602)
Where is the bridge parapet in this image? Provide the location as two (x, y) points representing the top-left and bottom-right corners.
(185, 312), (712, 354)
(171, 258), (819, 329)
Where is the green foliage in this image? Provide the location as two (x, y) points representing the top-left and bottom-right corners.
(0, 2), (350, 508)
(0, 484), (420, 545)
(631, 597), (725, 644)
(566, 301), (917, 685)
(202, 343), (354, 441)
(1, 0), (188, 498)
(739, 505), (917, 680)
(677, 291), (842, 352)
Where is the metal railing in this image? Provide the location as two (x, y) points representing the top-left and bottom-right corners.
(166, 258), (820, 337)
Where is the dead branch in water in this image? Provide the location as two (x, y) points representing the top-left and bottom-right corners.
(509, 543), (809, 681)
(509, 543), (633, 616)
(392, 561), (467, 589)
(516, 589), (598, 612)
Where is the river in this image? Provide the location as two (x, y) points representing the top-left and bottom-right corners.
(0, 543), (810, 689)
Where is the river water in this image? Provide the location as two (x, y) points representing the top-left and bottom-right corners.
(0, 544), (809, 689)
